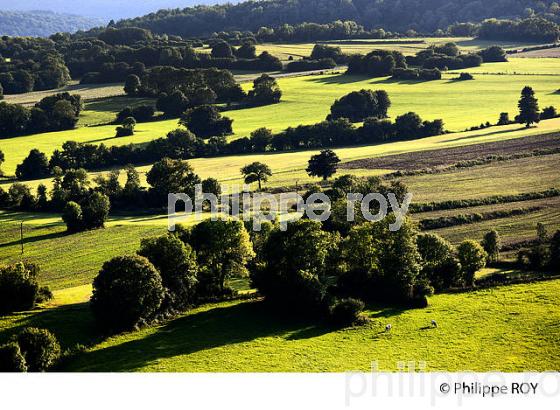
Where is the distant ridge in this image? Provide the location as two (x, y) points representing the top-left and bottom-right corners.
(0, 10), (104, 37)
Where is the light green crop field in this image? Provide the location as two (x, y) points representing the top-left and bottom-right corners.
(255, 37), (542, 60)
(1, 278), (552, 372)
(1, 58), (559, 176)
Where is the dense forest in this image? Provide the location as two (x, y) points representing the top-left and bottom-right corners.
(0, 11), (102, 37)
(115, 0), (560, 37)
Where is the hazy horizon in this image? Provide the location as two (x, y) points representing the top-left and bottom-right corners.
(1, 0), (237, 21)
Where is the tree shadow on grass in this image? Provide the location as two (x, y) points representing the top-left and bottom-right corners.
(437, 126), (527, 143)
(0, 302), (98, 350)
(307, 74), (370, 85)
(64, 300), (332, 371)
(0, 230), (69, 249)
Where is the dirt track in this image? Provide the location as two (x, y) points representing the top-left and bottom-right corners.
(340, 132), (560, 170)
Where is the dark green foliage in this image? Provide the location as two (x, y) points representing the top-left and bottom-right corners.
(156, 90), (190, 117)
(91, 255), (165, 332)
(340, 216), (422, 303)
(479, 17), (559, 43)
(306, 149), (340, 180)
(347, 50), (406, 77)
(15, 149), (50, 180)
(14, 327), (61, 372)
(241, 162), (272, 191)
(138, 235), (198, 311)
(186, 220), (254, 298)
(0, 342), (27, 372)
(457, 240), (487, 286)
(517, 86), (540, 127)
(550, 230), (560, 272)
(286, 58), (336, 72)
(329, 298), (365, 327)
(458, 72), (474, 80)
(540, 106), (558, 120)
(179, 105), (233, 139)
(328, 89), (390, 122)
(498, 112), (511, 125)
(81, 192), (111, 229)
(0, 92), (80, 137)
(482, 230), (501, 264)
(211, 41), (234, 59)
(98, 27), (153, 45)
(0, 263), (43, 314)
(124, 74), (141, 95)
(251, 220), (336, 310)
(246, 74), (282, 106)
(62, 201), (83, 232)
(310, 44), (347, 64)
(392, 68), (442, 81)
(416, 233), (461, 291)
(146, 158), (201, 205)
(479, 46), (508, 62)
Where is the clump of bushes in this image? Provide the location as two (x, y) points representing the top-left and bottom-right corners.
(62, 192), (110, 232)
(0, 262), (52, 315)
(0, 328), (61, 372)
(115, 117), (136, 137)
(329, 298), (366, 327)
(91, 255), (165, 332)
(457, 72), (473, 80)
(391, 68), (441, 81)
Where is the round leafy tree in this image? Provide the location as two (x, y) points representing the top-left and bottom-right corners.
(91, 256), (165, 332)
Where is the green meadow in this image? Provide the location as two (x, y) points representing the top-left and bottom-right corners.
(1, 58), (559, 176)
(254, 37), (540, 60)
(1, 279), (558, 372)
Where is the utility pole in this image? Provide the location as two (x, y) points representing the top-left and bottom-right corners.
(20, 222), (24, 255)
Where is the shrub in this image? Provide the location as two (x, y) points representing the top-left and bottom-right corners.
(62, 201), (83, 232)
(81, 192), (110, 229)
(138, 234), (198, 311)
(458, 72), (473, 80)
(0, 263), (41, 314)
(457, 240), (487, 287)
(14, 328), (61, 372)
(540, 106), (557, 120)
(329, 298), (366, 327)
(91, 256), (165, 332)
(0, 342), (28, 372)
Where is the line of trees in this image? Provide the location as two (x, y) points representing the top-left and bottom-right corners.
(111, 0), (560, 38)
(0, 93), (82, 138)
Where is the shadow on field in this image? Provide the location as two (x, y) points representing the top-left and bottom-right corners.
(0, 302), (97, 349)
(437, 126), (527, 143)
(65, 300), (331, 371)
(308, 74), (367, 85)
(0, 230), (69, 249)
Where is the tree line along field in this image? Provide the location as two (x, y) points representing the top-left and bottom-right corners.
(251, 37), (543, 61)
(1, 57), (559, 176)
(1, 131), (559, 291)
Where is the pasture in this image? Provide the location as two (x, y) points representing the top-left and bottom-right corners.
(253, 37), (542, 60)
(1, 58), (559, 176)
(1, 278), (558, 372)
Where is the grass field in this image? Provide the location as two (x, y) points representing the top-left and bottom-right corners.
(1, 58), (558, 176)
(253, 37), (543, 60)
(1, 278), (557, 372)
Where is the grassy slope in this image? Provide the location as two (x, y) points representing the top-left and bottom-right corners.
(1, 58), (559, 175)
(49, 279), (559, 372)
(0, 220), (162, 289)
